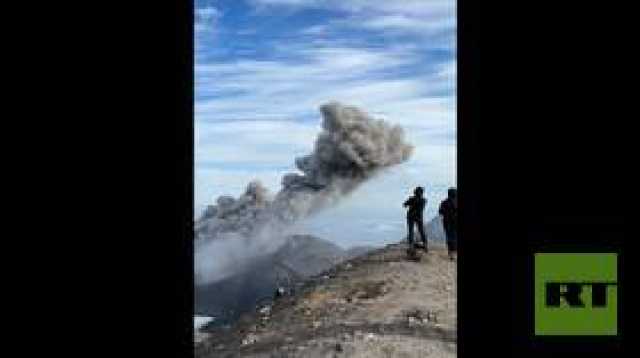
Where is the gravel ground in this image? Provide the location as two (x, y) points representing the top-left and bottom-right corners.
(196, 241), (457, 358)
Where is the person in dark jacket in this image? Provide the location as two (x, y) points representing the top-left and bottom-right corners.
(439, 187), (457, 260)
(403, 186), (428, 252)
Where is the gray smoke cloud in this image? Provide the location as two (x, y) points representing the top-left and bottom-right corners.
(195, 102), (413, 284)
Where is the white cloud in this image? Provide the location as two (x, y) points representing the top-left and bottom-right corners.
(361, 14), (454, 34)
(195, 120), (318, 166)
(194, 119), (322, 215)
(300, 24), (328, 35)
(196, 46), (418, 82)
(195, 44), (453, 123)
(196, 6), (220, 19)
(195, 0), (457, 228)
(194, 43), (456, 214)
(250, 0), (455, 47)
(251, 0), (320, 5)
(249, 0), (454, 16)
(195, 5), (220, 33)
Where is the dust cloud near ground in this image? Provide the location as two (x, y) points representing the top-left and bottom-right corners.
(196, 242), (456, 358)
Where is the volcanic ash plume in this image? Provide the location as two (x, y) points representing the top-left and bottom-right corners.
(195, 102), (413, 284)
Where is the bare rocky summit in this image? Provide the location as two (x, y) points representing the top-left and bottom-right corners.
(196, 241), (457, 358)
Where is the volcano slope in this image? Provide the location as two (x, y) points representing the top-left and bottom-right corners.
(196, 241), (457, 358)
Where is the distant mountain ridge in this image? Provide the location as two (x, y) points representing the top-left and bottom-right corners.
(195, 234), (374, 323)
(426, 215), (447, 242)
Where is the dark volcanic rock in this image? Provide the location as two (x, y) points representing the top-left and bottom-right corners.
(195, 234), (372, 324)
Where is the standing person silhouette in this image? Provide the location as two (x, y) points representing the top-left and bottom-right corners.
(439, 188), (457, 261)
(403, 186), (428, 252)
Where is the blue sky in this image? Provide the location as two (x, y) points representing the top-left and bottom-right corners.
(195, 0), (456, 248)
